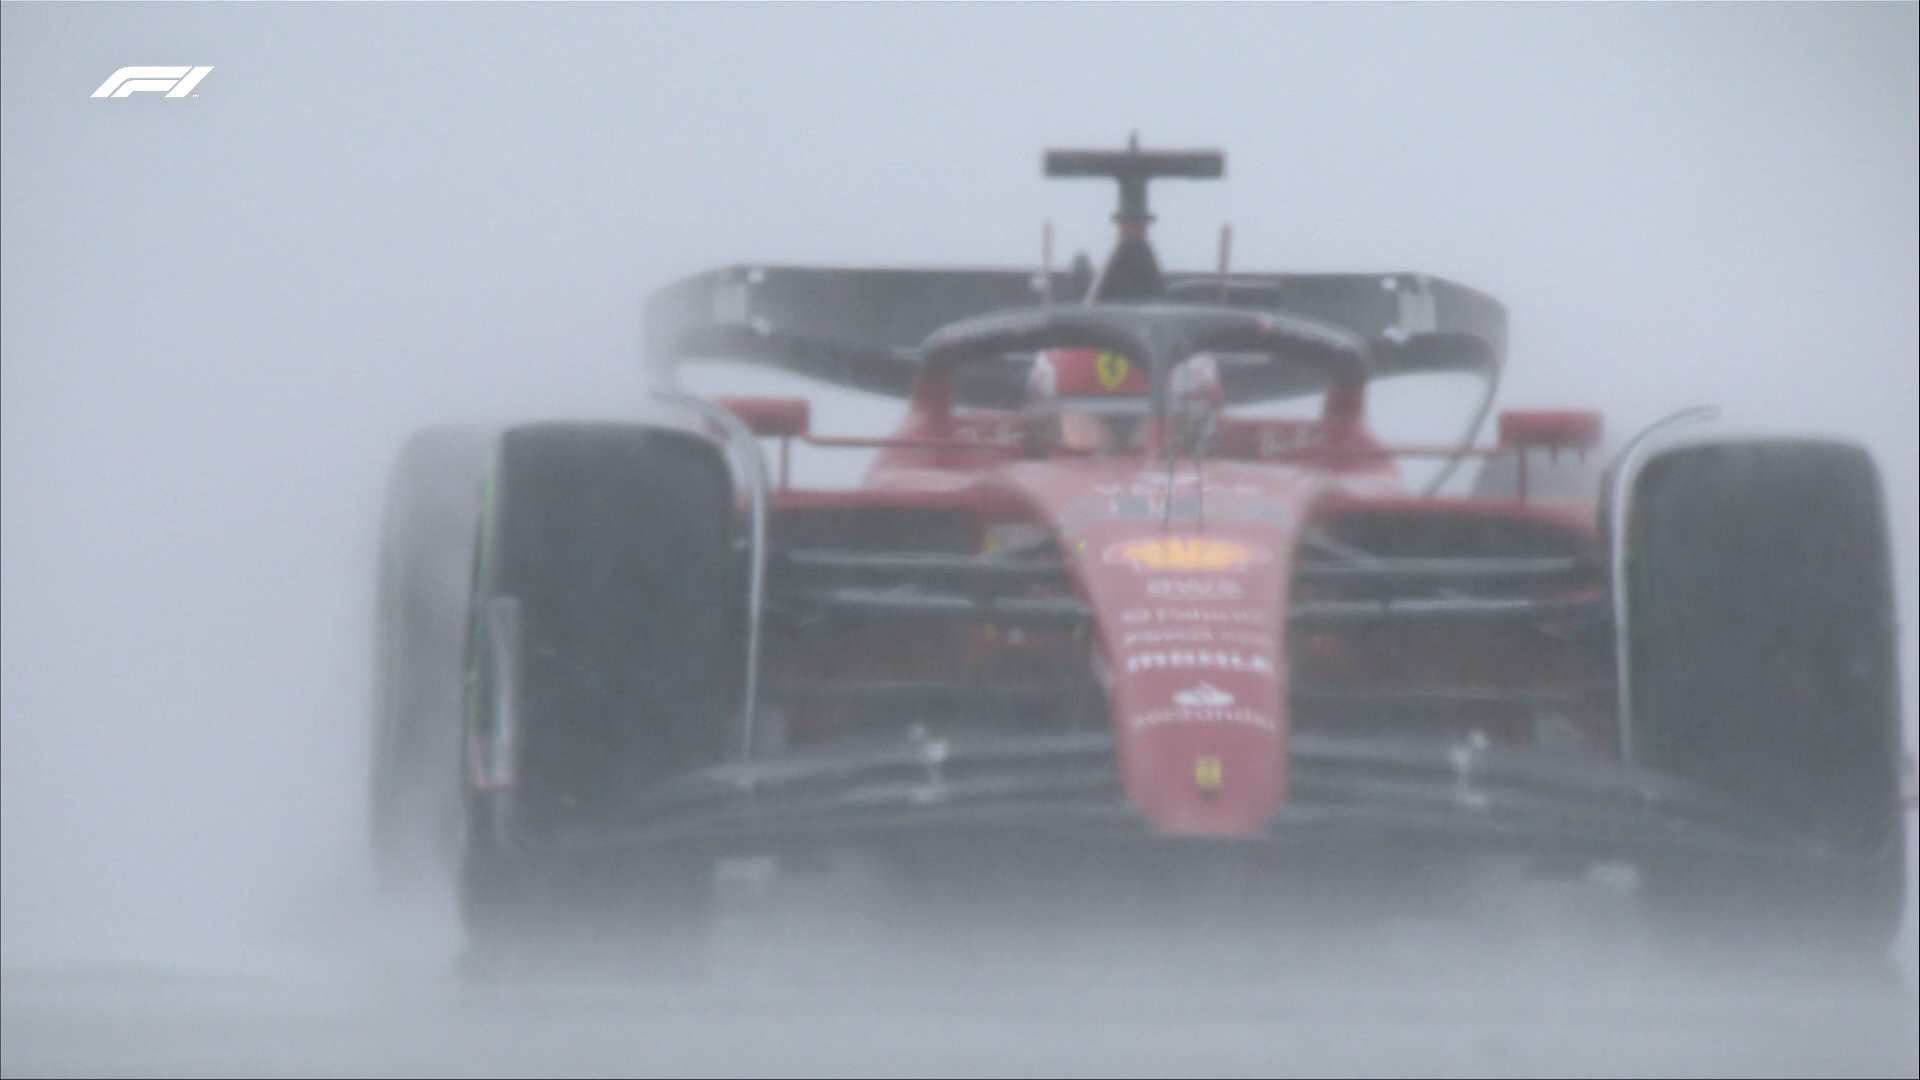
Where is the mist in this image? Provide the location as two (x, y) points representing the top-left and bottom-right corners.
(3, 4), (1915, 1074)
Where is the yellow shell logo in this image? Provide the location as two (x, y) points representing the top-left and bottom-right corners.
(1106, 536), (1265, 571)
(1095, 351), (1131, 391)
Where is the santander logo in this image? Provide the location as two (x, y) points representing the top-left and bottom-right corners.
(1172, 682), (1235, 707)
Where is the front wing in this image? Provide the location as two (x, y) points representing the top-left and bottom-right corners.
(535, 727), (1860, 872)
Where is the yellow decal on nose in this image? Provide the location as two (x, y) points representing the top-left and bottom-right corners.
(1107, 536), (1263, 572)
(1095, 351), (1131, 391)
(1195, 755), (1223, 796)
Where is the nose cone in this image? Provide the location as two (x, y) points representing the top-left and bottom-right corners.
(1085, 519), (1295, 836)
(1075, 516), (1297, 836)
(1114, 676), (1288, 836)
(1010, 456), (1309, 838)
(1123, 719), (1285, 835)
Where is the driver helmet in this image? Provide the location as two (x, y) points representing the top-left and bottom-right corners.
(1025, 348), (1150, 453)
(1166, 353), (1225, 451)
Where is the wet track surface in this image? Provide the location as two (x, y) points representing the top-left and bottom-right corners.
(6, 865), (1916, 1078)
(7, 963), (1915, 1079)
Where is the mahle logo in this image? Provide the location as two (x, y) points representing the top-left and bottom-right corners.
(92, 67), (213, 98)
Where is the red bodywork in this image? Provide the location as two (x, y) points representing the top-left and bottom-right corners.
(729, 345), (1609, 839)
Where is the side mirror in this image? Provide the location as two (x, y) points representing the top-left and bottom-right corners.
(1498, 409), (1602, 453)
(717, 396), (810, 439)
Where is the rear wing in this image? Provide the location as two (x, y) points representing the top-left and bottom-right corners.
(645, 265), (1506, 404)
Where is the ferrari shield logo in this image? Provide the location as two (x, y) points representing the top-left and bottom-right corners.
(1194, 755), (1224, 795)
(1105, 536), (1267, 572)
(1095, 351), (1131, 391)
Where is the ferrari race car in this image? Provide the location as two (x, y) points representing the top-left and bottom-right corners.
(372, 142), (1909, 961)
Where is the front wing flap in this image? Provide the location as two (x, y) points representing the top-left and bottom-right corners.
(545, 728), (1843, 869)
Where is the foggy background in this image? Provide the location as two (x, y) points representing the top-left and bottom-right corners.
(3, 3), (1915, 1074)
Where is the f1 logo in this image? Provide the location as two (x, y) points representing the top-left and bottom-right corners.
(92, 67), (213, 98)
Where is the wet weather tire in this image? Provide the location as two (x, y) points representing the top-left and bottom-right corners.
(1623, 439), (1905, 958)
(458, 422), (742, 963)
(371, 425), (496, 887)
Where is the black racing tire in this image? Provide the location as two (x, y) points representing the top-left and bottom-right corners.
(458, 422), (743, 963)
(1623, 439), (1905, 959)
(371, 425), (496, 888)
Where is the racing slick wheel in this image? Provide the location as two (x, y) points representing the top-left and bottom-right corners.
(1622, 439), (1906, 958)
(371, 425), (496, 888)
(458, 422), (744, 967)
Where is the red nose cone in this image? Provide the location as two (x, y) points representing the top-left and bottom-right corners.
(1121, 718), (1285, 836)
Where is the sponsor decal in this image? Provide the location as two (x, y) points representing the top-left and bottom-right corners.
(1172, 682), (1235, 707)
(1132, 704), (1277, 732)
(1121, 606), (1269, 626)
(1123, 628), (1217, 646)
(1062, 495), (1288, 536)
(1146, 577), (1242, 601)
(1095, 351), (1133, 391)
(1125, 650), (1274, 676)
(1122, 628), (1274, 650)
(1106, 536), (1267, 572)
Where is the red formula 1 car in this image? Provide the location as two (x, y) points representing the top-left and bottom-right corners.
(372, 143), (1908, 961)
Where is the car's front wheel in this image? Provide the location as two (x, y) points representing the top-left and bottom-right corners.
(457, 421), (744, 972)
